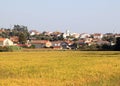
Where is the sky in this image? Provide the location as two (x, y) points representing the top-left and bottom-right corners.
(0, 0), (120, 33)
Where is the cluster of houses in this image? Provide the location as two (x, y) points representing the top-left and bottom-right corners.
(29, 30), (120, 49)
(0, 28), (120, 50)
(0, 36), (19, 46)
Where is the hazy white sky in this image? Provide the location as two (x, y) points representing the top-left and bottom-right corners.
(0, 0), (120, 33)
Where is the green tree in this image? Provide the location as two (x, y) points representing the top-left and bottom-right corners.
(115, 37), (120, 51)
(18, 33), (27, 44)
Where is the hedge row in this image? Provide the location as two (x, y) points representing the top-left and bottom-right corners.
(0, 46), (22, 52)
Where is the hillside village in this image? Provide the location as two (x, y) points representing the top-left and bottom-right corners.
(0, 25), (120, 51)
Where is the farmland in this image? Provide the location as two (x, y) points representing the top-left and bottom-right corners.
(0, 51), (120, 86)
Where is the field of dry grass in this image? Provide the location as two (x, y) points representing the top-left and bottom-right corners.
(0, 51), (120, 86)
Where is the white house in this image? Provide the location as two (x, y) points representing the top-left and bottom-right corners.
(29, 30), (40, 36)
(80, 33), (91, 39)
(71, 33), (80, 38)
(84, 38), (93, 45)
(0, 38), (13, 46)
(63, 30), (70, 39)
(93, 33), (103, 39)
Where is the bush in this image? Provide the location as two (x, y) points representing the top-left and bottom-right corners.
(0, 46), (8, 52)
(0, 46), (22, 52)
(6, 46), (22, 52)
(25, 45), (35, 49)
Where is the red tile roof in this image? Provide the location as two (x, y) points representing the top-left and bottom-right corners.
(31, 40), (50, 44)
(0, 38), (6, 42)
(10, 36), (19, 42)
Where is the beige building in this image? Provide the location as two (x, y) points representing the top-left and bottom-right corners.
(0, 38), (13, 46)
(31, 40), (52, 48)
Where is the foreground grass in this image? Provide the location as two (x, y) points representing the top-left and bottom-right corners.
(0, 51), (120, 86)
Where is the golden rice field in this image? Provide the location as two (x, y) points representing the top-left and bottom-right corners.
(0, 51), (120, 86)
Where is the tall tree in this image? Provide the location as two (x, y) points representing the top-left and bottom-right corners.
(18, 32), (27, 44)
(115, 37), (120, 51)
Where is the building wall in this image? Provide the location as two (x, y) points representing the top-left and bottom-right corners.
(0, 42), (3, 46)
(3, 39), (13, 46)
(33, 44), (45, 48)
